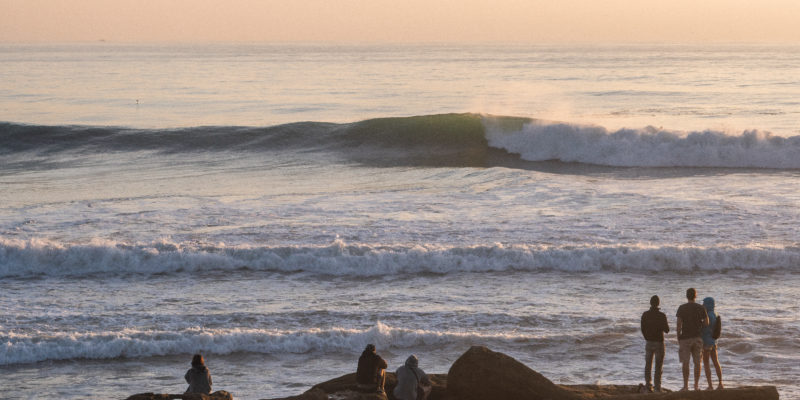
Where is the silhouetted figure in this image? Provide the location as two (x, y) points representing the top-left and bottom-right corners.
(185, 354), (212, 394)
(641, 295), (669, 392)
(356, 344), (388, 393)
(394, 355), (431, 400)
(676, 288), (709, 391)
(701, 297), (724, 390)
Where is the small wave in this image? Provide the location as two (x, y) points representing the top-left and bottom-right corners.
(0, 322), (531, 365)
(1, 237), (798, 279)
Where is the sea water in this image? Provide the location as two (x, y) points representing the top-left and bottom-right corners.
(1, 43), (799, 399)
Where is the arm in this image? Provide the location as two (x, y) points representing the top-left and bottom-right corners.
(421, 370), (432, 386)
(185, 370), (191, 384)
(702, 308), (709, 327)
(662, 313), (669, 334)
(676, 316), (682, 340)
(641, 313), (646, 337)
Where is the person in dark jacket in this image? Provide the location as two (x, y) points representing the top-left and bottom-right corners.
(356, 344), (388, 393)
(641, 295), (669, 392)
(185, 354), (212, 394)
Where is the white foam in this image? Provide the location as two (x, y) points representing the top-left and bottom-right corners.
(0, 322), (536, 365)
(486, 121), (800, 168)
(1, 237), (798, 279)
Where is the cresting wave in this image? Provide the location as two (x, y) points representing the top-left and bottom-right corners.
(1, 237), (798, 279)
(1, 322), (543, 366)
(3, 114), (799, 169)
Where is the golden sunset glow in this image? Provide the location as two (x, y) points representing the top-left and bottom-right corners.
(2, 0), (800, 43)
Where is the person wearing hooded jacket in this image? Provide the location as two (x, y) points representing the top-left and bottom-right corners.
(185, 354), (213, 394)
(394, 355), (431, 400)
(701, 297), (724, 390)
(641, 295), (669, 392)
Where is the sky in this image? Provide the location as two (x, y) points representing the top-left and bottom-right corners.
(2, 0), (800, 43)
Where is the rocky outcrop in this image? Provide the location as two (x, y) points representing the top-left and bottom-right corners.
(125, 391), (234, 400)
(448, 346), (582, 400)
(131, 347), (780, 400)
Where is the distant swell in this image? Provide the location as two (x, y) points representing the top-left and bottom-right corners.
(3, 114), (800, 169)
(1, 237), (798, 279)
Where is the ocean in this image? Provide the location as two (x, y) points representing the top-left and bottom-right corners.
(1, 43), (799, 399)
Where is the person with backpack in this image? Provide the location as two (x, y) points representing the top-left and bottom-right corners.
(394, 355), (431, 400)
(701, 297), (724, 390)
(356, 344), (388, 394)
(641, 295), (670, 392)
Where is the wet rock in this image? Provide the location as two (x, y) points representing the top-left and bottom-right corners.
(125, 391), (234, 400)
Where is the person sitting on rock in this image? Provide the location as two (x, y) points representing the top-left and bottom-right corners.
(185, 354), (213, 395)
(356, 344), (388, 393)
(394, 354), (432, 400)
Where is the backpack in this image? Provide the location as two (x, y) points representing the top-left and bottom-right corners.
(409, 367), (426, 400)
(712, 315), (722, 339)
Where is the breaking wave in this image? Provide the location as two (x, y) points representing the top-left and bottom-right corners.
(1, 237), (798, 279)
(2, 114), (800, 169)
(1, 321), (539, 365)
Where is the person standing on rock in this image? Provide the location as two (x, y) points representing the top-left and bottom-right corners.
(184, 354), (213, 395)
(356, 344), (388, 394)
(701, 297), (724, 390)
(676, 288), (709, 391)
(641, 295), (669, 392)
(394, 354), (431, 400)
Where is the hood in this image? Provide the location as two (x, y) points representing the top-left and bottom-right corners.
(703, 297), (715, 313)
(405, 355), (419, 368)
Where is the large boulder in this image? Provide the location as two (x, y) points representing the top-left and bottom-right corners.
(125, 391), (234, 400)
(447, 346), (581, 400)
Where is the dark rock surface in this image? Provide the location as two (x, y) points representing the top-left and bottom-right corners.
(125, 390), (234, 400)
(447, 345), (582, 400)
(132, 347), (780, 400)
(264, 371), (448, 400)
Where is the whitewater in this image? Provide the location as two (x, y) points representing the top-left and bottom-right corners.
(1, 43), (799, 399)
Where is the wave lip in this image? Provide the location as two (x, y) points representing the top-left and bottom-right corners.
(1, 237), (798, 279)
(4, 115), (800, 169)
(487, 121), (800, 169)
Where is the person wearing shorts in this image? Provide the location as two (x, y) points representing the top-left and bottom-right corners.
(676, 288), (708, 391)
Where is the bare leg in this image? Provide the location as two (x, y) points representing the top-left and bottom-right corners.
(681, 359), (690, 390)
(703, 348), (713, 390)
(377, 369), (386, 392)
(693, 355), (701, 390)
(710, 348), (723, 389)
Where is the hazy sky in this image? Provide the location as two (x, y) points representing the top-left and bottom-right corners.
(2, 0), (800, 43)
